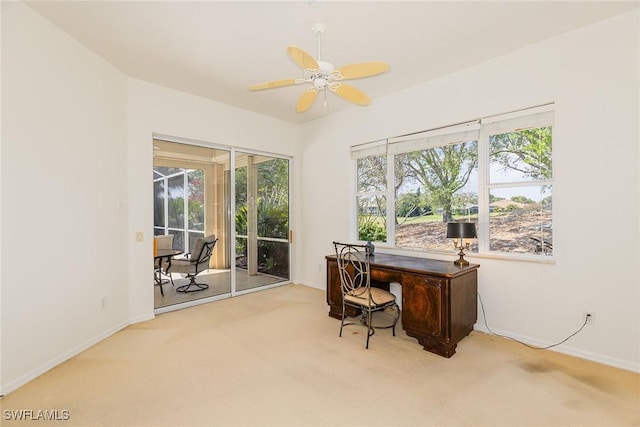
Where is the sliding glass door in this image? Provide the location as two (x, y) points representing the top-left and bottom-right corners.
(152, 140), (291, 311)
(153, 140), (232, 309)
(235, 153), (290, 292)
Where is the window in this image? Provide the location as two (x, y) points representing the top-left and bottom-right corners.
(153, 167), (205, 252)
(353, 105), (554, 258)
(356, 155), (388, 243)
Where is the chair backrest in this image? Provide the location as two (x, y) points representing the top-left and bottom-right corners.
(333, 241), (371, 299)
(190, 235), (217, 268)
(156, 234), (174, 250)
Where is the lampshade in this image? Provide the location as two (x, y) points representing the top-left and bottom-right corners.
(446, 222), (477, 239)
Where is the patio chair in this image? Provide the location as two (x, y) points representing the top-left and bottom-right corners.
(168, 235), (217, 293)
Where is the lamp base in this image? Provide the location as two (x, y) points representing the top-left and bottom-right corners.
(453, 247), (469, 266)
(453, 257), (469, 266)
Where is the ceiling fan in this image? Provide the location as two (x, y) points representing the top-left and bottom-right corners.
(248, 23), (389, 113)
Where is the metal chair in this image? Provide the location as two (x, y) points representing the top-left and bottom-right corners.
(168, 235), (217, 293)
(333, 241), (400, 349)
(155, 234), (175, 286)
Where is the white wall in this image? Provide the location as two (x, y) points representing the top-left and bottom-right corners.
(126, 79), (302, 322)
(0, 3), (302, 394)
(1, 2), (129, 393)
(300, 10), (640, 371)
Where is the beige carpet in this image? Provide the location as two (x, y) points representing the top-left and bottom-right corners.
(2, 284), (638, 426)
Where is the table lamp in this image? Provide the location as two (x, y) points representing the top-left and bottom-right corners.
(446, 222), (477, 266)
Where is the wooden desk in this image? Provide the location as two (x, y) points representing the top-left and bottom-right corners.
(326, 253), (479, 357)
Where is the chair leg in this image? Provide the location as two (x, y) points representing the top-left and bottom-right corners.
(339, 303), (346, 337)
(391, 303), (400, 336)
(365, 308), (374, 349)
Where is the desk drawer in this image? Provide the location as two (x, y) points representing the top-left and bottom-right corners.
(370, 267), (402, 283)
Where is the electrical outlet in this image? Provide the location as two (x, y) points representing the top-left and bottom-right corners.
(585, 312), (595, 325)
(135, 232), (144, 242)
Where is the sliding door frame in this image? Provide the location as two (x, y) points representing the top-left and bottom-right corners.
(232, 148), (292, 297)
(152, 133), (292, 313)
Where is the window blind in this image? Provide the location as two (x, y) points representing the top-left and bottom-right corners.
(387, 122), (480, 155)
(350, 139), (388, 160)
(350, 103), (554, 159)
(481, 104), (554, 135)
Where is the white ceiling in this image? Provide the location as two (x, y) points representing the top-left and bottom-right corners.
(26, 1), (638, 124)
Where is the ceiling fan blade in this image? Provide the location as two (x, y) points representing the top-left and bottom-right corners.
(249, 79), (298, 91)
(296, 90), (318, 112)
(332, 83), (371, 106)
(336, 62), (389, 79)
(287, 46), (319, 70)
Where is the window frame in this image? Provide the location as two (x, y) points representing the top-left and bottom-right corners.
(352, 104), (555, 262)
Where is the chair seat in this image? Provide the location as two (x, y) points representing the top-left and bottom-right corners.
(345, 287), (395, 307)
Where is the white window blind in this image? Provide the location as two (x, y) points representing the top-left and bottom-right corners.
(350, 139), (388, 160)
(481, 105), (554, 135)
(387, 122), (480, 155)
(350, 103), (553, 159)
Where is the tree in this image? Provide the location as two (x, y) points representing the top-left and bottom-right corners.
(257, 159), (289, 240)
(356, 155), (389, 241)
(402, 142), (478, 222)
(489, 127), (552, 180)
(357, 155), (412, 225)
(511, 195), (535, 204)
(489, 193), (505, 203)
(396, 191), (428, 218)
(187, 170), (205, 230)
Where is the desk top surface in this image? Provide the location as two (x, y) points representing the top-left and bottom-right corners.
(326, 252), (479, 278)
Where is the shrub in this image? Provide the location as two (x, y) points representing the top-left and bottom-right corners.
(358, 222), (387, 242)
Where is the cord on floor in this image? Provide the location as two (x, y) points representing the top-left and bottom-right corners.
(477, 292), (588, 350)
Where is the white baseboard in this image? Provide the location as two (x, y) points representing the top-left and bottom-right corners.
(1, 320), (129, 396)
(296, 280), (324, 290)
(473, 324), (640, 373)
(129, 311), (155, 324)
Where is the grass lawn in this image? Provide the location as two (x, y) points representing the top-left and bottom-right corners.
(361, 213), (507, 227)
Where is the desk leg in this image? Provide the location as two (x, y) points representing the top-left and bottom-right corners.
(404, 330), (458, 358)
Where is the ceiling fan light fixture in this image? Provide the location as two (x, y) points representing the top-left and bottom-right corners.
(248, 22), (389, 113)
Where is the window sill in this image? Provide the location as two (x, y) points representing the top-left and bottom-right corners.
(371, 245), (556, 265)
